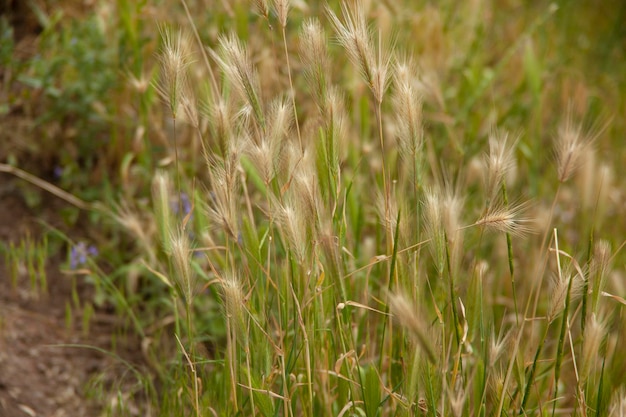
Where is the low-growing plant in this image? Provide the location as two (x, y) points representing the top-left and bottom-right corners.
(3, 233), (48, 295)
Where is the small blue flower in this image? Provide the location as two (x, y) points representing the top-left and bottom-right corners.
(181, 192), (192, 217)
(53, 166), (64, 179)
(171, 192), (193, 220)
(70, 242), (98, 269)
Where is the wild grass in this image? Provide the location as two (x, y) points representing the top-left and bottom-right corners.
(2, 0), (626, 416)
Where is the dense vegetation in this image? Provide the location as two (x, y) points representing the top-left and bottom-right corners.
(2, 0), (625, 415)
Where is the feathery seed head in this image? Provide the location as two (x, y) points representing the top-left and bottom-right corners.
(291, 147), (321, 224)
(211, 33), (265, 127)
(483, 131), (518, 201)
(392, 58), (424, 162)
(327, 0), (392, 104)
(555, 111), (592, 183)
(221, 273), (246, 342)
(113, 201), (156, 266)
(581, 313), (606, 383)
(276, 195), (309, 263)
(128, 72), (149, 94)
(488, 369), (505, 404)
(152, 171), (174, 253)
(376, 190), (398, 235)
(272, 0), (290, 28)
(156, 25), (193, 119)
(253, 0), (270, 18)
(548, 268), (584, 322)
(426, 182), (465, 272)
(267, 97), (293, 148)
(592, 240), (612, 281)
(474, 201), (534, 237)
(246, 138), (276, 185)
(170, 227), (196, 305)
(206, 153), (240, 238)
(488, 328), (512, 367)
(590, 239), (612, 312)
(202, 94), (236, 156)
(608, 387), (626, 416)
(441, 186), (464, 247)
(179, 86), (199, 128)
(388, 292), (437, 364)
(318, 222), (342, 280)
(423, 187), (446, 274)
(300, 18), (330, 108)
(576, 148), (614, 213)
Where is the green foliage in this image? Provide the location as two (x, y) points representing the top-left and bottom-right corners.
(2, 233), (48, 295)
(3, 0), (626, 416)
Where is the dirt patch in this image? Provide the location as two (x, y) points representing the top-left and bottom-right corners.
(0, 180), (145, 417)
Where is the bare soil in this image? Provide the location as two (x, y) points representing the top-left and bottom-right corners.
(0, 180), (143, 417)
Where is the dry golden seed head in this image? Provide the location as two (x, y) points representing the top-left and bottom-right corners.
(253, 0), (270, 18)
(488, 368), (505, 403)
(392, 58), (424, 160)
(267, 98), (293, 148)
(275, 195), (309, 263)
(576, 147), (597, 210)
(448, 384), (466, 417)
(318, 222), (342, 278)
(113, 201), (156, 265)
(156, 25), (194, 119)
(221, 273), (246, 340)
(548, 271), (584, 322)
(206, 155), (240, 238)
(593, 240), (612, 277)
(202, 95), (236, 155)
(323, 87), (347, 134)
(300, 18), (328, 65)
(300, 18), (330, 106)
(488, 328), (512, 367)
(128, 72), (150, 94)
(597, 163), (614, 211)
(388, 292), (437, 364)
(608, 387), (626, 416)
(369, 50), (393, 104)
(474, 201), (535, 237)
(581, 313), (606, 383)
(441, 186), (464, 246)
(152, 171), (174, 248)
(590, 239), (612, 311)
(246, 138), (276, 185)
(272, 0), (290, 28)
(555, 111), (597, 183)
(152, 171), (172, 214)
(423, 188), (446, 273)
(170, 227), (195, 305)
(376, 190), (398, 234)
(548, 275), (568, 321)
(179, 86), (199, 128)
(211, 33), (264, 126)
(483, 131), (518, 201)
(326, 0), (392, 104)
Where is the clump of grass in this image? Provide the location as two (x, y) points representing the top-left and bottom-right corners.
(10, 0), (623, 416)
(114, 2), (624, 415)
(3, 233), (48, 295)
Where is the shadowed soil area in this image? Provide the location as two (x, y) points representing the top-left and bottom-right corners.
(0, 181), (142, 417)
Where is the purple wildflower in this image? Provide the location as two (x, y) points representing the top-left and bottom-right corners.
(70, 242), (98, 269)
(53, 166), (64, 179)
(171, 192), (193, 220)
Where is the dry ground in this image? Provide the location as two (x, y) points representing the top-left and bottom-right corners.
(0, 180), (142, 417)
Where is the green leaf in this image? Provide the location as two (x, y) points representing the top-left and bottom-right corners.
(360, 365), (381, 417)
